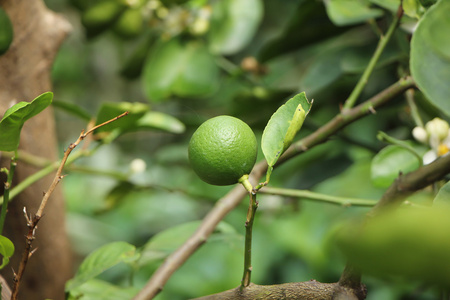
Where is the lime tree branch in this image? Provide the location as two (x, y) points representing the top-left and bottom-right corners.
(260, 186), (377, 207)
(278, 76), (415, 165)
(11, 111), (128, 300)
(133, 76), (415, 300)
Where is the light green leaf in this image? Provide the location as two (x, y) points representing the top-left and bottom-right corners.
(433, 181), (450, 207)
(67, 279), (139, 300)
(0, 7), (13, 55)
(208, 0), (263, 55)
(369, 0), (400, 12)
(136, 111), (185, 134)
(262, 92), (312, 168)
(403, 0), (424, 19)
(411, 0), (450, 116)
(0, 92), (53, 151)
(52, 100), (92, 121)
(371, 144), (426, 188)
(336, 208), (450, 286)
(0, 235), (14, 269)
(142, 39), (219, 101)
(138, 221), (202, 266)
(65, 241), (138, 291)
(138, 221), (238, 267)
(325, 0), (384, 26)
(94, 102), (149, 133)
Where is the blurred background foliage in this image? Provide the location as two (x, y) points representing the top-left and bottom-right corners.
(31, 0), (449, 298)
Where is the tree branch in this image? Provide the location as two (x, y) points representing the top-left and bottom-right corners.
(133, 77), (415, 299)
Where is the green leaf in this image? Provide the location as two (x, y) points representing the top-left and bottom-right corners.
(208, 0), (263, 55)
(65, 241), (138, 291)
(138, 221), (238, 267)
(402, 0), (424, 19)
(0, 92), (53, 151)
(411, 0), (450, 116)
(135, 111), (185, 134)
(433, 181), (450, 207)
(52, 100), (92, 121)
(142, 39), (219, 101)
(95, 102), (149, 133)
(138, 221), (202, 266)
(369, 0), (400, 12)
(336, 208), (450, 286)
(67, 279), (139, 300)
(261, 92), (312, 168)
(0, 7), (13, 55)
(0, 235), (14, 269)
(371, 144), (426, 188)
(100, 181), (135, 213)
(325, 0), (384, 26)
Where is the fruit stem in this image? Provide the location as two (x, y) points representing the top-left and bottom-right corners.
(238, 174), (253, 193)
(240, 190), (258, 290)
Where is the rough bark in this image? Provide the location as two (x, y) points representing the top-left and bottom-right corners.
(0, 0), (73, 299)
(192, 281), (366, 300)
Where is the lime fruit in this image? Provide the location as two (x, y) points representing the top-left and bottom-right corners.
(188, 115), (257, 186)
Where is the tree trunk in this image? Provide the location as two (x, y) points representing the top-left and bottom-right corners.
(0, 0), (73, 299)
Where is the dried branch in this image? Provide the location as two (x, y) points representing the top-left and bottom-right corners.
(133, 77), (415, 300)
(10, 111), (128, 300)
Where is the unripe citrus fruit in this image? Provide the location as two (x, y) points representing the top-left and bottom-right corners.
(188, 116), (257, 186)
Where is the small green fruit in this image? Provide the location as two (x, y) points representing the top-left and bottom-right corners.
(188, 116), (257, 186)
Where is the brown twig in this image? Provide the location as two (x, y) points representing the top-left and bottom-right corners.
(10, 111), (129, 300)
(132, 77), (415, 300)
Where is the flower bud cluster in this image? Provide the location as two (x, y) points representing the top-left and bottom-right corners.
(412, 118), (450, 164)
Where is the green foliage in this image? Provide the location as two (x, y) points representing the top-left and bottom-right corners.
(0, 7), (13, 55)
(65, 241), (138, 292)
(0, 92), (53, 151)
(325, 0), (384, 26)
(0, 235), (14, 269)
(411, 0), (450, 116)
(22, 0), (450, 298)
(336, 208), (450, 286)
(208, 0), (263, 55)
(67, 279), (139, 300)
(262, 93), (312, 168)
(371, 144), (426, 188)
(142, 38), (219, 101)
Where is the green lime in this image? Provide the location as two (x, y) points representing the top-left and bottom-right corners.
(188, 115), (257, 186)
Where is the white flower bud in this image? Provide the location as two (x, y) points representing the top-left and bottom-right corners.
(412, 126), (428, 144)
(130, 158), (146, 174)
(425, 118), (450, 141)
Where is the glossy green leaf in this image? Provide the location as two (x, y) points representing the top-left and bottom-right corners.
(138, 221), (238, 267)
(208, 0), (263, 55)
(0, 92), (53, 151)
(0, 7), (13, 55)
(336, 208), (450, 286)
(262, 92), (312, 168)
(433, 181), (450, 207)
(325, 0), (384, 26)
(81, 0), (126, 38)
(136, 111), (185, 134)
(66, 241), (138, 291)
(52, 100), (92, 121)
(67, 279), (139, 300)
(402, 0), (424, 19)
(0, 235), (14, 269)
(371, 144), (426, 188)
(411, 0), (450, 116)
(95, 102), (149, 133)
(369, 0), (400, 12)
(101, 181), (135, 213)
(142, 39), (219, 101)
(138, 221), (202, 266)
